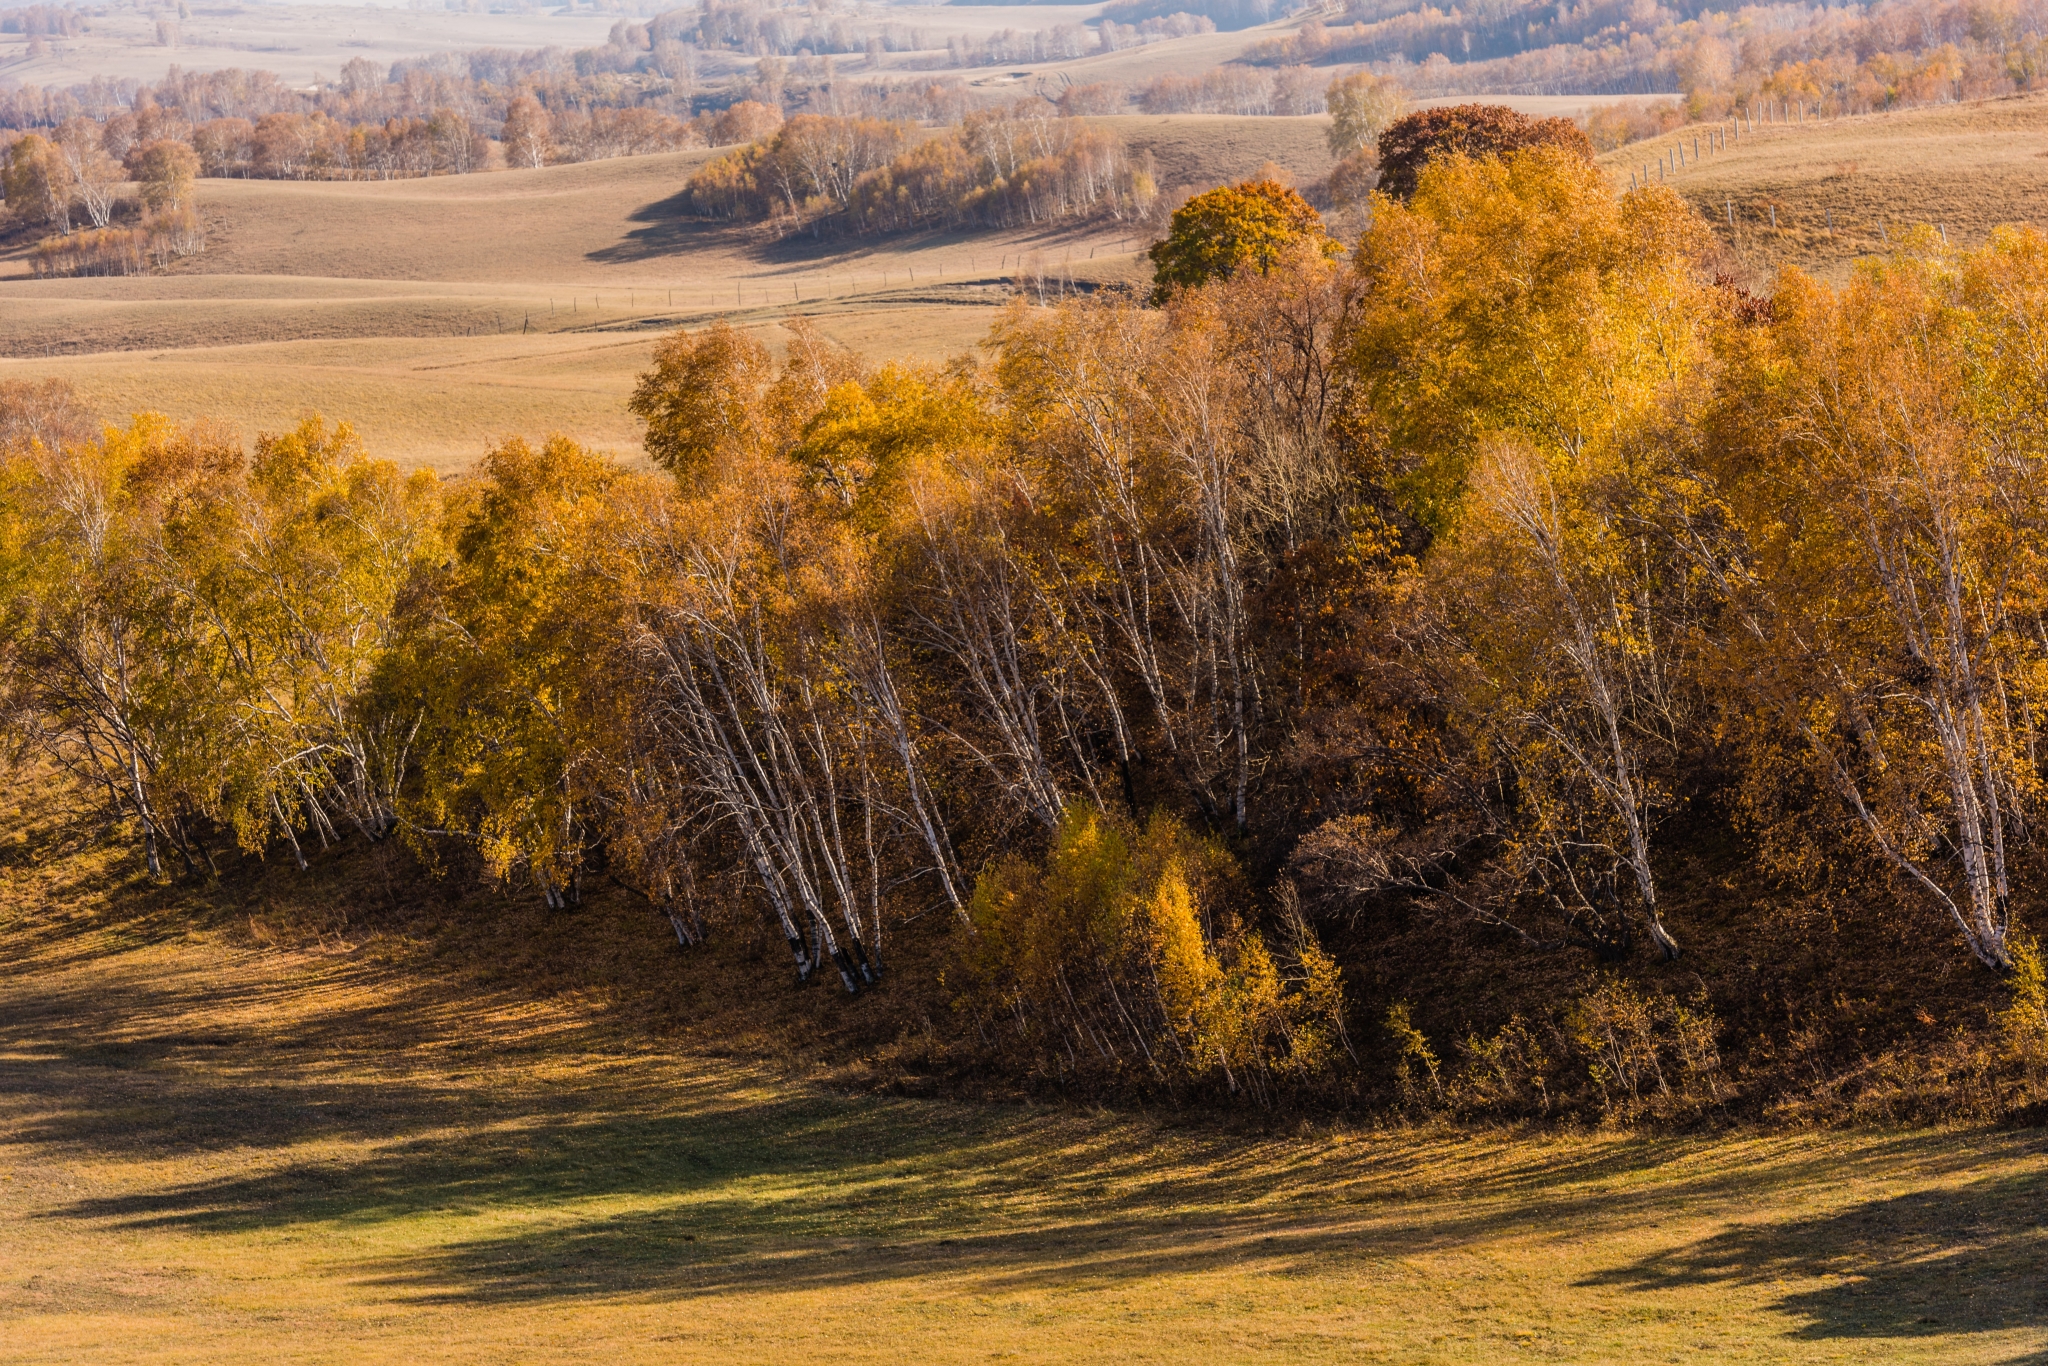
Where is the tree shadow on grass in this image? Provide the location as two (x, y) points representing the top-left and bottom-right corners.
(12, 827), (2048, 1327)
(584, 191), (1103, 275)
(30, 1102), (1517, 1307)
(583, 191), (735, 266)
(30, 1045), (2048, 1315)
(1584, 1170), (2048, 1362)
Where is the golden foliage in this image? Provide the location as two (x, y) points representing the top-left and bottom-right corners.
(964, 805), (1348, 1099)
(22, 147), (2048, 1120)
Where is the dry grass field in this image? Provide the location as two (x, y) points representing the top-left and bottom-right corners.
(0, 114), (1368, 470)
(0, 145), (1158, 469)
(0, 0), (625, 88)
(1600, 93), (2048, 284)
(2, 316), (1004, 471)
(0, 0), (1691, 111)
(3, 774), (2048, 1364)
(0, 0), (1137, 92)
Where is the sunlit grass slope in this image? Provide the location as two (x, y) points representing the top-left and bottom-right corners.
(7, 97), (2043, 469)
(1600, 92), (2048, 284)
(0, 136), (1180, 469)
(1, 776), (2045, 1365)
(2, 306), (1003, 471)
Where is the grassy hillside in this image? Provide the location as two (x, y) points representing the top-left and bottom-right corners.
(6, 94), (2044, 470)
(3, 780), (2046, 1364)
(0, 114), (1357, 471)
(0, 142), (1161, 469)
(1103, 113), (1336, 191)
(0, 310), (1004, 473)
(1599, 93), (2048, 284)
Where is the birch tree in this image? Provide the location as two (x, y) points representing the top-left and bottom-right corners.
(393, 435), (637, 906)
(1342, 150), (1717, 958)
(1696, 232), (2048, 970)
(0, 414), (244, 877)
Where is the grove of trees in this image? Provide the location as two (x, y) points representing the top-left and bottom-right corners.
(1261, 0), (2048, 118)
(686, 99), (1158, 234)
(8, 139), (2048, 1121)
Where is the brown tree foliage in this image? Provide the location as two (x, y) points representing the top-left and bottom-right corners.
(1374, 103), (1593, 201)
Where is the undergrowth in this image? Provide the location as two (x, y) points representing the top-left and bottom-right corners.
(11, 761), (2047, 1131)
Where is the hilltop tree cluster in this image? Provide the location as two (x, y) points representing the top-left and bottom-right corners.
(2, 120), (203, 275)
(686, 97), (1158, 234)
(8, 141), (2048, 1120)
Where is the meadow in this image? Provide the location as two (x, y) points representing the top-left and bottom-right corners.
(6, 93), (2038, 468)
(0, 107), (1680, 470)
(1599, 93), (2048, 285)
(3, 777), (2046, 1366)
(0, 0), (1187, 93)
(0, 145), (1139, 468)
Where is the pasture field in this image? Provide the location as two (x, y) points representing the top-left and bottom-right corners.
(0, 0), (1178, 93)
(0, 116), (1345, 470)
(0, 146), (1156, 469)
(1601, 93), (2048, 284)
(0, 0), (625, 89)
(0, 311), (1006, 471)
(0, 0), (1697, 109)
(2, 778), (2047, 1365)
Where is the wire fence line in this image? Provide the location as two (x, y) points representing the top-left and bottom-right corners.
(1623, 98), (1838, 192)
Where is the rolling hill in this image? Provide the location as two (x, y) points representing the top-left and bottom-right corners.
(0, 116), (1341, 469)
(1600, 93), (2048, 285)
(5, 94), (2044, 469)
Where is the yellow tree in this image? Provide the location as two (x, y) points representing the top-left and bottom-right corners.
(0, 413), (243, 877)
(628, 321), (775, 483)
(964, 802), (1349, 1097)
(987, 253), (1373, 840)
(154, 417), (442, 864)
(1696, 229), (2048, 970)
(391, 434), (639, 905)
(129, 138), (199, 212)
(1325, 71), (1406, 160)
(622, 323), (911, 987)
(1147, 180), (1337, 304)
(2, 133), (74, 232)
(1343, 149), (1718, 958)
